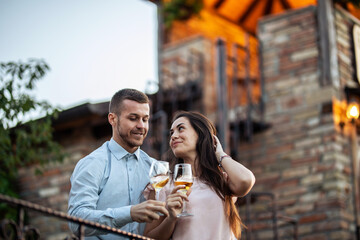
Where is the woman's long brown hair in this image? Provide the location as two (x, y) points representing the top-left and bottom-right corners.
(167, 111), (243, 238)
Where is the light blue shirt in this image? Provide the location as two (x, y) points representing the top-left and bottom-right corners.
(68, 138), (156, 239)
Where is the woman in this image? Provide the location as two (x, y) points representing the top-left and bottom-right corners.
(144, 111), (255, 239)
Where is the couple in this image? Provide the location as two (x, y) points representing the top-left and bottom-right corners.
(68, 88), (255, 239)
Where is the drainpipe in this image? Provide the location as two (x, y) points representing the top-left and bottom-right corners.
(155, 0), (164, 111)
(216, 38), (229, 151)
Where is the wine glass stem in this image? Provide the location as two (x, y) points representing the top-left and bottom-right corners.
(182, 200), (187, 213)
(155, 189), (160, 200)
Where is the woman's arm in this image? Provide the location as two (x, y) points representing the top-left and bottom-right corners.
(144, 186), (188, 240)
(214, 136), (256, 197)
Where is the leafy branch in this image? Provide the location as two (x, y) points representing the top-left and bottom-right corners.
(163, 0), (204, 28)
(0, 59), (65, 219)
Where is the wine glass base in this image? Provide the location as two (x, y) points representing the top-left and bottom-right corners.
(177, 212), (193, 218)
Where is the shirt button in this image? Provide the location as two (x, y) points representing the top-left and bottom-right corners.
(129, 168), (132, 171)
(130, 188), (133, 191)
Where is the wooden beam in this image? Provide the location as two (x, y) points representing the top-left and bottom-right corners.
(279, 0), (291, 9)
(263, 0), (274, 15)
(214, 0), (226, 9)
(238, 0), (259, 24)
(206, 8), (257, 36)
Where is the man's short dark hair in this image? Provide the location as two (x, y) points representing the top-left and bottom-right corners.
(109, 88), (149, 114)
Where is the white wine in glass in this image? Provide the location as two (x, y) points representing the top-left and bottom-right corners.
(174, 163), (193, 217)
(149, 161), (170, 201)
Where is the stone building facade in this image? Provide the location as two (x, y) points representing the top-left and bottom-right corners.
(244, 5), (358, 239)
(11, 3), (360, 240)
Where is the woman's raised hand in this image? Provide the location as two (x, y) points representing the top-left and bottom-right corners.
(213, 135), (226, 159)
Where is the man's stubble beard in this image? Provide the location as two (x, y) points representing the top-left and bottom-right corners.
(116, 123), (147, 149)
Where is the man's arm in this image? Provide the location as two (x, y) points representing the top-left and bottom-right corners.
(68, 154), (169, 236)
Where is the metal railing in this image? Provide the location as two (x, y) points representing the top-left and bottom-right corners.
(0, 194), (153, 240)
(240, 191), (299, 240)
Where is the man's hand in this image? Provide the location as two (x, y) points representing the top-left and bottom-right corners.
(130, 200), (169, 223)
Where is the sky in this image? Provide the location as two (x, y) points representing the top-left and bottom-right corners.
(0, 0), (158, 111)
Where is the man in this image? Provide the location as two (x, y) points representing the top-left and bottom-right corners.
(68, 88), (169, 239)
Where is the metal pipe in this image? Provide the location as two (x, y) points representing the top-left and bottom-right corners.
(258, 34), (266, 125)
(156, 0), (164, 111)
(151, 110), (168, 157)
(244, 33), (253, 142)
(232, 43), (240, 157)
(216, 38), (229, 151)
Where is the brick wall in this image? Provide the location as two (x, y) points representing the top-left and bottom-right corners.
(160, 35), (215, 116)
(238, 6), (356, 239)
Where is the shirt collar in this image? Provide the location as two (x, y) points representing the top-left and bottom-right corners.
(109, 138), (140, 161)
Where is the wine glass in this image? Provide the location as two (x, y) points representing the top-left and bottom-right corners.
(149, 161), (170, 201)
(173, 163), (193, 217)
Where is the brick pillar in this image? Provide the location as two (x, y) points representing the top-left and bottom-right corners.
(241, 6), (356, 239)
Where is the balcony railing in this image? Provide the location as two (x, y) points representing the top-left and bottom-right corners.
(238, 191), (299, 240)
(0, 194), (153, 240)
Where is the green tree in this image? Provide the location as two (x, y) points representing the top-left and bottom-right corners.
(163, 0), (203, 28)
(0, 59), (64, 219)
